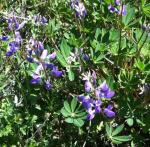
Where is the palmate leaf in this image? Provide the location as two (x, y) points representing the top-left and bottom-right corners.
(112, 124), (124, 136)
(65, 118), (74, 123)
(105, 123), (112, 137)
(71, 97), (77, 112)
(126, 118), (134, 127)
(61, 108), (70, 117)
(68, 69), (75, 81)
(112, 135), (132, 142)
(56, 51), (68, 67)
(73, 119), (84, 127)
(60, 38), (71, 58)
(64, 101), (72, 113)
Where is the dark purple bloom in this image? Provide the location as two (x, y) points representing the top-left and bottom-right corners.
(41, 16), (48, 24)
(51, 66), (63, 77)
(77, 95), (86, 102)
(108, 5), (117, 13)
(45, 63), (54, 69)
(6, 41), (20, 57)
(0, 36), (9, 41)
(82, 98), (93, 110)
(44, 80), (52, 90)
(104, 105), (115, 117)
(84, 80), (92, 93)
(93, 100), (102, 113)
(83, 54), (90, 61)
(30, 74), (41, 84)
(96, 81), (115, 99)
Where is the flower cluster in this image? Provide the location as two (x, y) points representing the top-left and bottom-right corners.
(77, 71), (115, 120)
(70, 0), (87, 19)
(108, 0), (126, 16)
(26, 38), (62, 90)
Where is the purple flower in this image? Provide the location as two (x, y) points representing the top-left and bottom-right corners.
(82, 98), (93, 110)
(51, 66), (63, 77)
(93, 100), (102, 113)
(118, 5), (127, 16)
(84, 80), (92, 93)
(108, 5), (117, 13)
(30, 74), (41, 84)
(104, 105), (115, 117)
(6, 41), (20, 57)
(83, 54), (90, 61)
(34, 15), (48, 25)
(96, 81), (115, 99)
(87, 108), (95, 120)
(47, 52), (57, 60)
(0, 36), (9, 41)
(44, 80), (52, 90)
(115, 0), (121, 6)
(71, 1), (87, 19)
(15, 31), (22, 43)
(7, 15), (26, 31)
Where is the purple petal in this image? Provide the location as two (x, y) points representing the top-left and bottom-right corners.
(84, 80), (92, 93)
(106, 90), (115, 99)
(51, 66), (63, 77)
(104, 108), (115, 118)
(100, 81), (109, 92)
(44, 80), (52, 90)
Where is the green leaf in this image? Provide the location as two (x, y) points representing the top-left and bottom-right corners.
(126, 118), (134, 126)
(68, 69), (75, 81)
(122, 5), (135, 26)
(111, 139), (122, 144)
(143, 3), (150, 17)
(65, 118), (74, 123)
(64, 101), (71, 113)
(73, 119), (84, 127)
(57, 51), (68, 67)
(60, 39), (71, 58)
(95, 28), (101, 39)
(113, 135), (132, 142)
(106, 123), (112, 137)
(61, 108), (70, 117)
(112, 124), (124, 136)
(71, 97), (77, 112)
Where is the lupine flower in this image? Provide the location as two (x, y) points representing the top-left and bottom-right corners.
(0, 36), (9, 41)
(115, 0), (121, 6)
(33, 14), (47, 25)
(108, 5), (117, 13)
(104, 105), (115, 117)
(30, 74), (41, 84)
(118, 5), (127, 16)
(15, 31), (22, 43)
(6, 41), (20, 57)
(70, 0), (79, 9)
(44, 80), (52, 90)
(83, 54), (90, 61)
(47, 52), (57, 60)
(51, 66), (63, 77)
(87, 108), (95, 120)
(74, 2), (87, 19)
(95, 81), (115, 99)
(84, 80), (92, 93)
(7, 15), (26, 31)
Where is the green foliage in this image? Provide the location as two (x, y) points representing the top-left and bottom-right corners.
(61, 98), (86, 127)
